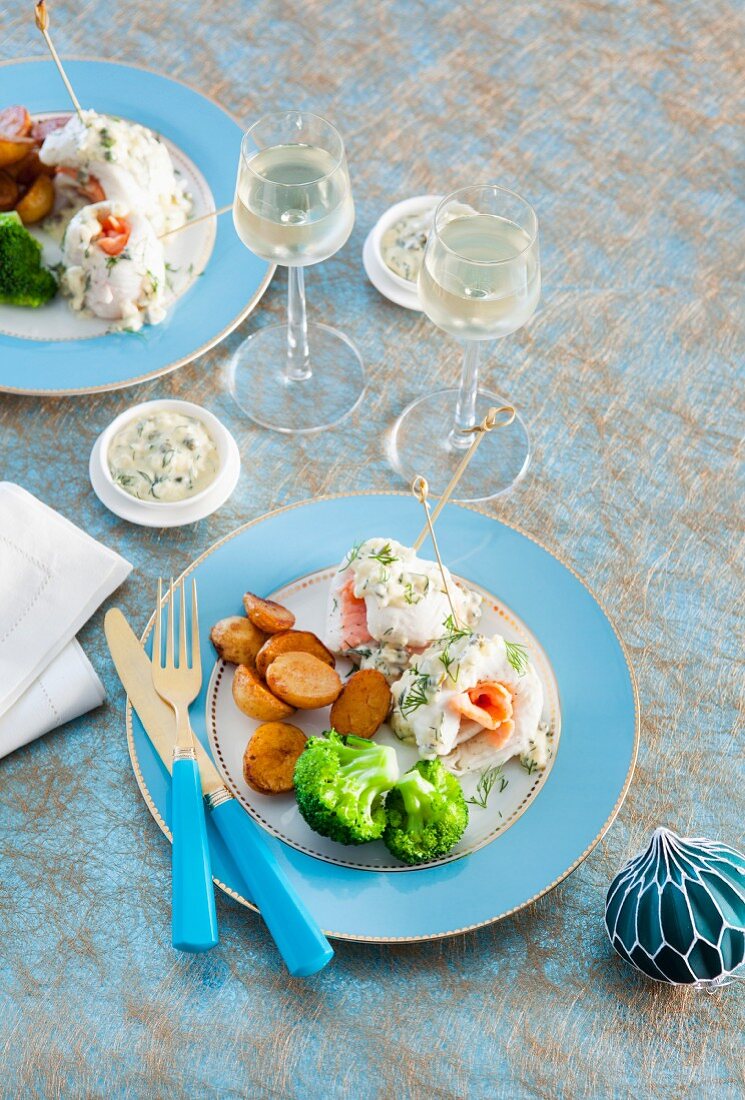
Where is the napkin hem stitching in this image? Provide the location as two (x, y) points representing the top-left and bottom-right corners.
(36, 676), (61, 728)
(0, 535), (53, 645)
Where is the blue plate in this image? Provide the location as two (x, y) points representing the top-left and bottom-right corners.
(127, 494), (639, 942)
(0, 59), (273, 395)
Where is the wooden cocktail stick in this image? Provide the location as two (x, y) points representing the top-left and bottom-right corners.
(34, 2), (84, 121)
(412, 405), (516, 553)
(158, 204), (232, 240)
(411, 476), (462, 628)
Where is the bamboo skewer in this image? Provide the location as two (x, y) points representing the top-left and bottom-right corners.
(412, 405), (516, 553)
(33, 0), (229, 245)
(158, 204), (232, 240)
(34, 2), (84, 121)
(411, 476), (462, 628)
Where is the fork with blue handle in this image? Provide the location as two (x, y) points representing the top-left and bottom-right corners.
(148, 579), (333, 973)
(151, 577), (218, 952)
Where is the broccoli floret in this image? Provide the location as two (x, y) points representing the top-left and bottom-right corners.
(383, 759), (468, 865)
(0, 211), (57, 307)
(294, 729), (399, 845)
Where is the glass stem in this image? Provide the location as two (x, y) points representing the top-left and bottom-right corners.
(286, 266), (311, 382)
(450, 340), (480, 449)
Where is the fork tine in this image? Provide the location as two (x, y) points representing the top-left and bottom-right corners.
(153, 577), (163, 668)
(178, 578), (188, 669)
(190, 577), (200, 672)
(166, 577), (175, 668)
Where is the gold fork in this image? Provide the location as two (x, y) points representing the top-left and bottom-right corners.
(151, 577), (218, 952)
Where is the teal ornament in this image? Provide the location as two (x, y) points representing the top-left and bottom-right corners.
(605, 827), (745, 987)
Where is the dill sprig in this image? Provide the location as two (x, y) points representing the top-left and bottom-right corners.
(466, 764), (508, 809)
(338, 541), (363, 571)
(369, 542), (398, 566)
(505, 640), (529, 676)
(520, 755), (538, 776)
(399, 669), (431, 716)
(441, 614), (470, 640)
(438, 614), (472, 682)
(439, 646), (459, 682)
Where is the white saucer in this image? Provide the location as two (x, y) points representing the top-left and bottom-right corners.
(89, 401), (240, 527)
(362, 194), (442, 311)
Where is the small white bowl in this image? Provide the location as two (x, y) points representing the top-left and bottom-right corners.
(90, 399), (240, 528)
(362, 194), (441, 311)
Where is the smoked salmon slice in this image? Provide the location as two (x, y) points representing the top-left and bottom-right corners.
(449, 680), (514, 747)
(56, 166), (106, 203)
(96, 213), (131, 256)
(337, 575), (372, 649)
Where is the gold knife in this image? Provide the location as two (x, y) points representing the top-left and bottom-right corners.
(105, 607), (226, 799)
(103, 606), (334, 976)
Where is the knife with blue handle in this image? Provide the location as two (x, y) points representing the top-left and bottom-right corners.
(104, 607), (334, 978)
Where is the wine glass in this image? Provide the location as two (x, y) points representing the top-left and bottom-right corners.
(389, 184), (540, 500)
(228, 111), (365, 433)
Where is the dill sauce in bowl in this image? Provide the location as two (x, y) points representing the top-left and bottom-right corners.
(100, 400), (228, 508)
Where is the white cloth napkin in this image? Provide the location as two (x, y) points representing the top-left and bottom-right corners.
(0, 482), (132, 757)
(0, 639), (106, 757)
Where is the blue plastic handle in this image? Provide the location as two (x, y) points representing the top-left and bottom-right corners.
(171, 757), (219, 952)
(210, 796), (333, 977)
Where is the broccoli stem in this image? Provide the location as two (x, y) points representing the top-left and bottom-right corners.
(335, 738), (399, 819)
(395, 770), (437, 835)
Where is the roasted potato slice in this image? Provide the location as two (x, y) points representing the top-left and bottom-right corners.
(330, 669), (391, 739)
(255, 629), (335, 678)
(210, 616), (267, 667)
(266, 652), (342, 710)
(15, 173), (55, 224)
(243, 591), (296, 634)
(0, 137), (35, 169)
(232, 663), (295, 722)
(0, 170), (19, 212)
(7, 150), (54, 184)
(242, 721), (306, 794)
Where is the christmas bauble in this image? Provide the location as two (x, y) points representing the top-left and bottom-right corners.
(605, 827), (745, 986)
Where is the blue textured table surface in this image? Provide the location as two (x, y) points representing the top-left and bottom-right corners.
(1, 2), (743, 1098)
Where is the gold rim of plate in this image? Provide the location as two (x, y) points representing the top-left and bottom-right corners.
(124, 491), (641, 944)
(0, 55), (275, 396)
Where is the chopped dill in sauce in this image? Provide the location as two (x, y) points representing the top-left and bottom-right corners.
(108, 410), (220, 502)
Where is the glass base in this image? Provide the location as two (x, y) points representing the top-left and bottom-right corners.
(227, 322), (365, 433)
(389, 388), (530, 501)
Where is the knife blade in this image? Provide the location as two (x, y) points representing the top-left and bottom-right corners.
(104, 607), (225, 797)
(104, 605), (334, 977)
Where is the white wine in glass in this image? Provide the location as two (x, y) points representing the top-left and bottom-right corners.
(233, 144), (354, 267)
(229, 112), (364, 434)
(390, 185), (540, 500)
(418, 214), (540, 340)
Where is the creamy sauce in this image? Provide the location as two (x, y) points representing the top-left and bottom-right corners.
(347, 642), (412, 684)
(344, 537), (482, 649)
(43, 189), (90, 245)
(380, 208), (434, 283)
(390, 631), (546, 773)
(61, 201), (167, 331)
(40, 110), (192, 235)
(108, 411), (220, 502)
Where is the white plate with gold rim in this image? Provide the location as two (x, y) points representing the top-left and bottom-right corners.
(207, 568), (561, 871)
(126, 492), (638, 942)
